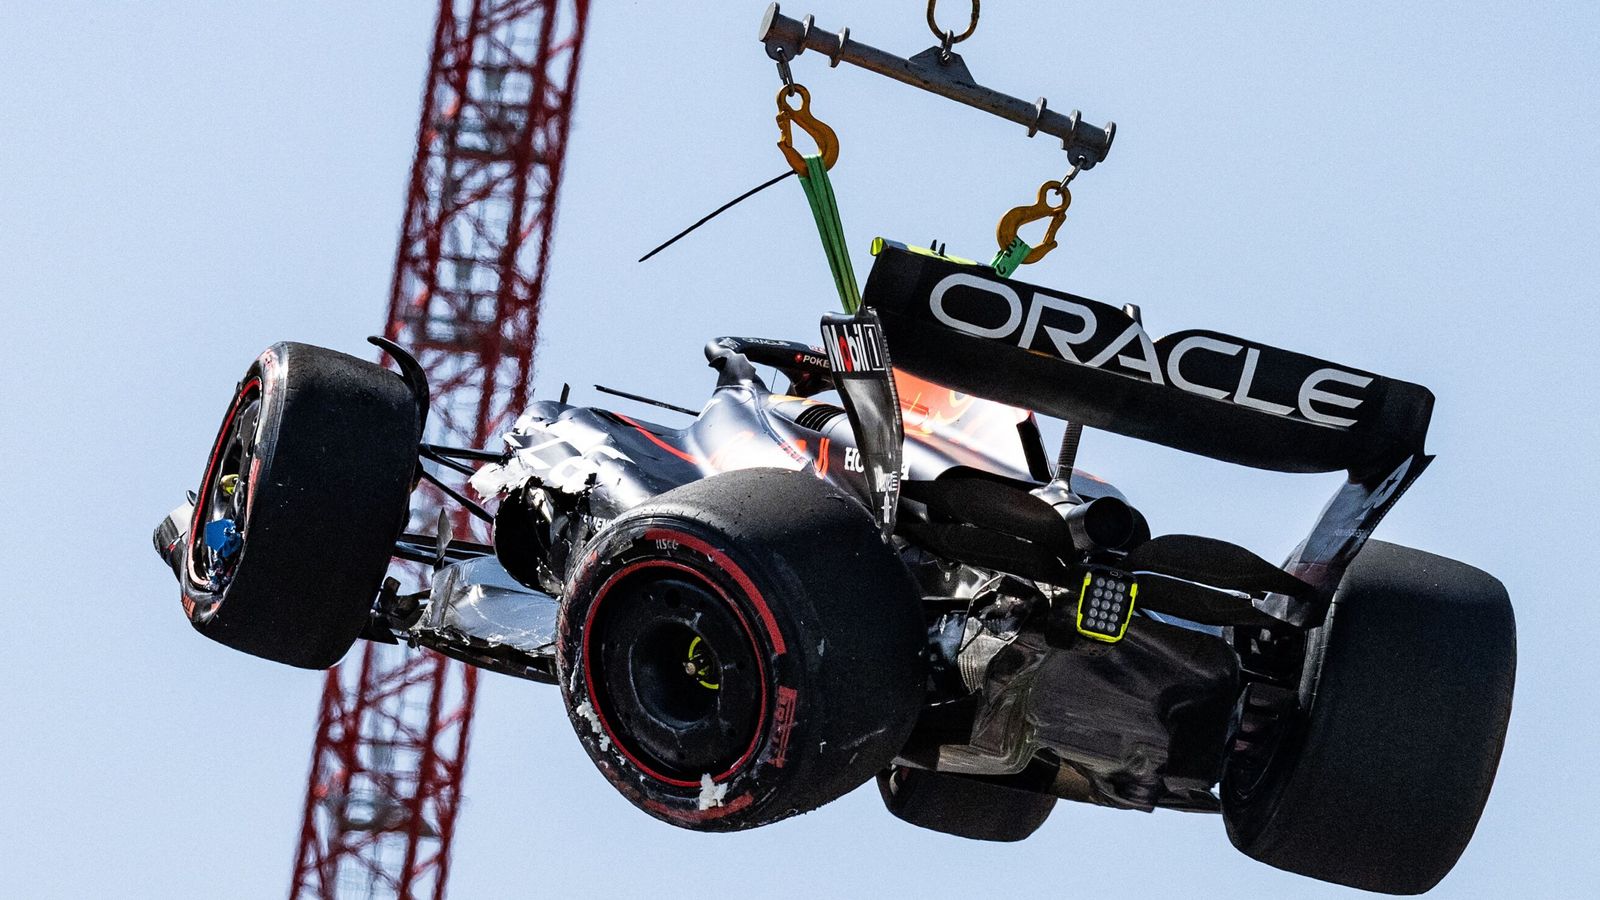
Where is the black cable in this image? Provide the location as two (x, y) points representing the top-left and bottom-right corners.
(638, 169), (796, 263)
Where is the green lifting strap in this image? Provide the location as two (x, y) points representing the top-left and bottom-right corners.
(991, 238), (1033, 278)
(797, 154), (861, 313)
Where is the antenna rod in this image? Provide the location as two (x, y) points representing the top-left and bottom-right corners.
(593, 384), (700, 417)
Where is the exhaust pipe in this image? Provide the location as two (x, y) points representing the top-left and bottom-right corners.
(1058, 496), (1137, 553)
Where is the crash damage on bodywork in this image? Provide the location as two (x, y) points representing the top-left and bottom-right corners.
(396, 239), (1436, 814)
(152, 236), (1446, 825)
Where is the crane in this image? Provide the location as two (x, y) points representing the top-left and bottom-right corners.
(289, 2), (590, 897)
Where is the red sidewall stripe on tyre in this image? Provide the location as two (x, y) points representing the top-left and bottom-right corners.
(645, 528), (787, 655)
(580, 553), (771, 790)
(184, 375), (263, 597)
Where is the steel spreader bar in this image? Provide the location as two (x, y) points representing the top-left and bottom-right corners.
(758, 4), (1115, 168)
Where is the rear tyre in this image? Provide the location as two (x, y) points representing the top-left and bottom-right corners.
(1222, 541), (1516, 894)
(180, 342), (419, 669)
(558, 467), (926, 831)
(877, 763), (1057, 842)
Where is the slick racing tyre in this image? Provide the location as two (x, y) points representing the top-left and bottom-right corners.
(1221, 541), (1516, 894)
(877, 763), (1057, 842)
(558, 467), (926, 831)
(179, 342), (420, 669)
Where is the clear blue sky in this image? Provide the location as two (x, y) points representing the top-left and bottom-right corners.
(2, 2), (1597, 897)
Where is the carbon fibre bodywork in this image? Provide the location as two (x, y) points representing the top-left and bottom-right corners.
(155, 244), (1446, 816)
(464, 336), (1237, 812)
(452, 239), (1442, 811)
(152, 223), (1511, 887)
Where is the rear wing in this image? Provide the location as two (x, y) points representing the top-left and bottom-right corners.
(844, 241), (1437, 620)
(861, 241), (1432, 480)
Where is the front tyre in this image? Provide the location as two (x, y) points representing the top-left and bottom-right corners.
(179, 342), (420, 669)
(1222, 541), (1516, 894)
(558, 468), (926, 831)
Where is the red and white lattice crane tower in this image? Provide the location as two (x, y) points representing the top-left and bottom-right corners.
(290, 2), (590, 897)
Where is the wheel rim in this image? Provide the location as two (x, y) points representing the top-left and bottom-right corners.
(587, 564), (766, 784)
(188, 377), (262, 594)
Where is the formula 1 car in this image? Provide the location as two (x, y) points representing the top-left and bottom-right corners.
(153, 240), (1515, 894)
